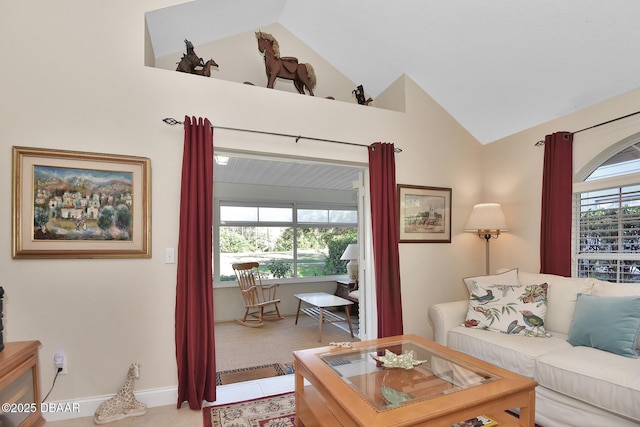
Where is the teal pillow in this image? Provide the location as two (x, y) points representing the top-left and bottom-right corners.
(567, 293), (640, 358)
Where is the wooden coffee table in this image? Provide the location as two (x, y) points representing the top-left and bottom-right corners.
(294, 292), (354, 342)
(294, 334), (537, 427)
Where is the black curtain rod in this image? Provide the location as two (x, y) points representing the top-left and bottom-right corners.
(534, 110), (640, 146)
(162, 118), (402, 153)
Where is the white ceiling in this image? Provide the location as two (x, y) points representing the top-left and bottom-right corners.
(214, 154), (362, 191)
(147, 0), (640, 145)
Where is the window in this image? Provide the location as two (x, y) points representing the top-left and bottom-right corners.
(217, 202), (357, 282)
(574, 140), (640, 283)
(575, 185), (640, 282)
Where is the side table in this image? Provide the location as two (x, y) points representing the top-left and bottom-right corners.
(335, 279), (358, 311)
(294, 293), (354, 342)
(335, 279), (357, 299)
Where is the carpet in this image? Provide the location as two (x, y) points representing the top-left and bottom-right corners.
(216, 363), (294, 385)
(214, 315), (359, 373)
(203, 392), (296, 427)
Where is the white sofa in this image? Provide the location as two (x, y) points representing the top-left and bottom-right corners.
(429, 271), (640, 427)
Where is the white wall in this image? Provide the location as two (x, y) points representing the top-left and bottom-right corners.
(0, 0), (483, 408)
(484, 87), (640, 273)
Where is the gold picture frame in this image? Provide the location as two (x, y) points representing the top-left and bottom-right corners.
(398, 184), (452, 243)
(12, 146), (151, 258)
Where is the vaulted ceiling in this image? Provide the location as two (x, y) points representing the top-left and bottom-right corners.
(146, 0), (640, 146)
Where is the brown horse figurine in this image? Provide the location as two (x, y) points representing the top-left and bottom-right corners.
(255, 31), (316, 96)
(176, 39), (205, 73)
(192, 59), (219, 77)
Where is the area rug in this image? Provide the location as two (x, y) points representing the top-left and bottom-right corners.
(216, 363), (294, 385)
(203, 392), (541, 427)
(203, 392), (296, 427)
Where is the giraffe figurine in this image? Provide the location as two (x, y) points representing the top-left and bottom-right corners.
(93, 362), (147, 425)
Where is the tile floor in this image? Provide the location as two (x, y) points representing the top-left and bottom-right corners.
(44, 374), (295, 426)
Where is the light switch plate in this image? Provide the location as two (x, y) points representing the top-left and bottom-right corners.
(164, 247), (175, 264)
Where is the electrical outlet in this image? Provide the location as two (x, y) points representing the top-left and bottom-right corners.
(54, 352), (67, 375)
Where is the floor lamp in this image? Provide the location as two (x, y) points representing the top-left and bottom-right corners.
(465, 203), (508, 275)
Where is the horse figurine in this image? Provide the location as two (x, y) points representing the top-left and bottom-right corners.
(192, 59), (219, 77)
(176, 39), (205, 73)
(255, 31), (316, 96)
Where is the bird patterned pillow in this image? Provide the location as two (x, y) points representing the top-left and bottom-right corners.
(463, 280), (551, 337)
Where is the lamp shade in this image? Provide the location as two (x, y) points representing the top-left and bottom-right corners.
(340, 244), (359, 281)
(340, 244), (359, 260)
(464, 203), (508, 231)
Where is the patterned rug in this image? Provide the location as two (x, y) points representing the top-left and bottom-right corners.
(216, 363), (294, 385)
(202, 393), (541, 427)
(203, 392), (296, 427)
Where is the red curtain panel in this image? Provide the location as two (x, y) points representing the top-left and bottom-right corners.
(540, 131), (573, 276)
(175, 116), (216, 409)
(368, 142), (404, 337)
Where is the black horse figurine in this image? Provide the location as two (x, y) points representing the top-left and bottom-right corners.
(176, 39), (205, 73)
(255, 31), (316, 96)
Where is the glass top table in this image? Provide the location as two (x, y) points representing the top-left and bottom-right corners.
(318, 339), (500, 411)
(293, 334), (537, 427)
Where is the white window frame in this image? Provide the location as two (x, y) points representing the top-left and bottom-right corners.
(214, 200), (357, 285)
(573, 164), (640, 283)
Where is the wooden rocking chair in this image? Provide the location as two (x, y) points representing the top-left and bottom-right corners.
(232, 262), (284, 327)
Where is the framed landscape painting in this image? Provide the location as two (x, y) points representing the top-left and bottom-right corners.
(398, 184), (452, 243)
(12, 146), (151, 258)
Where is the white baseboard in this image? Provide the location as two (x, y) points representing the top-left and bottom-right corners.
(42, 386), (178, 422)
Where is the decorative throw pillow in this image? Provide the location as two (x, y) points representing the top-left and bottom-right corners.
(463, 269), (520, 329)
(464, 273), (551, 337)
(464, 269), (520, 288)
(591, 282), (640, 350)
(567, 294), (640, 358)
(518, 272), (595, 334)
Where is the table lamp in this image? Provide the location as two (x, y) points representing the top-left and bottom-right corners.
(340, 244), (359, 281)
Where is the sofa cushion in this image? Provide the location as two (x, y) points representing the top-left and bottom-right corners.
(462, 269), (519, 331)
(535, 345), (640, 421)
(518, 271), (594, 334)
(591, 281), (640, 297)
(592, 280), (640, 350)
(592, 282), (640, 349)
(567, 294), (640, 358)
(447, 325), (571, 378)
(463, 277), (551, 337)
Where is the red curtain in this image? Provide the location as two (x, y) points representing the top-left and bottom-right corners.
(175, 116), (216, 409)
(540, 131), (573, 276)
(368, 142), (403, 337)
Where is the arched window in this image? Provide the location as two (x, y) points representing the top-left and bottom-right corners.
(573, 136), (640, 283)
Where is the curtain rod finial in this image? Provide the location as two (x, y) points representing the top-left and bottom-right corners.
(162, 117), (183, 126)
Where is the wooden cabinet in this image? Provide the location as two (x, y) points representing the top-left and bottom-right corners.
(335, 279), (356, 299)
(335, 278), (358, 312)
(0, 341), (45, 427)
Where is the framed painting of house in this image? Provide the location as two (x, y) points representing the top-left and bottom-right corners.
(397, 184), (452, 243)
(12, 146), (151, 258)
